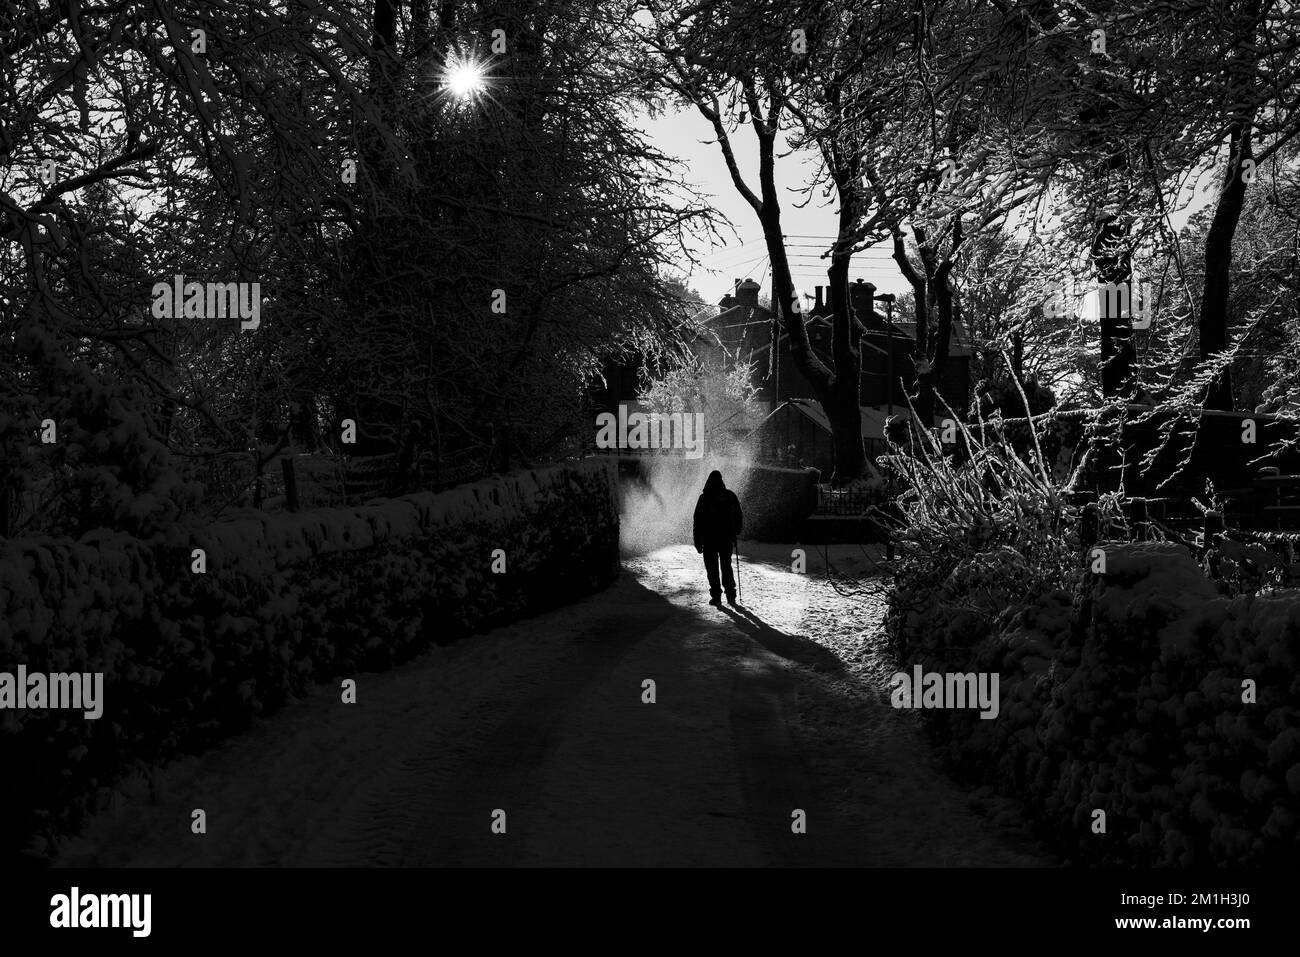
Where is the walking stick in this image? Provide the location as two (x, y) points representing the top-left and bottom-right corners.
(734, 538), (741, 602)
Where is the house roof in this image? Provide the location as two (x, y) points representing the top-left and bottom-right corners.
(813, 312), (976, 357)
(700, 283), (976, 363)
(748, 311), (976, 358)
(888, 320), (975, 357)
(769, 397), (931, 440)
(695, 301), (774, 356)
(712, 302), (774, 329)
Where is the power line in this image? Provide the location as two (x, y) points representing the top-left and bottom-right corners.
(710, 246), (770, 261)
(709, 258), (768, 277)
(782, 234), (896, 243)
(784, 246), (895, 252)
(709, 261), (766, 275)
(781, 243), (896, 250)
(709, 243), (896, 253)
(708, 238), (770, 251)
(702, 247), (769, 265)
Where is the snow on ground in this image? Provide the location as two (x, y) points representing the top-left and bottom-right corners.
(628, 541), (1052, 866)
(55, 540), (1052, 867)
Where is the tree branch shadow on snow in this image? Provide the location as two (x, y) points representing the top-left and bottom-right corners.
(719, 606), (847, 675)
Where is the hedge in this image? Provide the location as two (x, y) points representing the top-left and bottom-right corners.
(0, 459), (619, 863)
(888, 541), (1300, 865)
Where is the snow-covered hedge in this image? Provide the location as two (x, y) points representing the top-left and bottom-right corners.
(0, 459), (619, 861)
(743, 465), (819, 541)
(889, 541), (1300, 866)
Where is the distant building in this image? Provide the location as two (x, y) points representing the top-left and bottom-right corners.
(704, 277), (973, 418)
(592, 277), (974, 468)
(746, 398), (921, 477)
(711, 277), (773, 357)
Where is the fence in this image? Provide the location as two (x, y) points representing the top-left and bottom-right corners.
(1077, 471), (1300, 591)
(191, 448), (487, 521)
(0, 445), (493, 536)
(814, 483), (880, 516)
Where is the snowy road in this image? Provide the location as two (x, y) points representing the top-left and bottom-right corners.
(56, 544), (1051, 867)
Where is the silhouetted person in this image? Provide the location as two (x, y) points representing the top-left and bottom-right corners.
(693, 470), (743, 606)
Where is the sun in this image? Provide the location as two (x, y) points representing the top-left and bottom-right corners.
(444, 53), (487, 99)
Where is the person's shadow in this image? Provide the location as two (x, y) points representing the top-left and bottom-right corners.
(719, 604), (846, 675)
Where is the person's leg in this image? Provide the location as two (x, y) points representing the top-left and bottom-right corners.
(720, 542), (736, 601)
(703, 549), (722, 601)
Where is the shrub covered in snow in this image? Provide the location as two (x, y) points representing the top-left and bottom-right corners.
(883, 409), (1096, 666)
(743, 465), (819, 541)
(0, 459), (619, 862)
(889, 539), (1300, 866)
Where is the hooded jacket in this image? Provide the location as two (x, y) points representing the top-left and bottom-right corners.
(693, 471), (742, 551)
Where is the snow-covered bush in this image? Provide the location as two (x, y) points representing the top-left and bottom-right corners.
(890, 539), (1300, 866)
(883, 406), (1096, 665)
(3, 325), (204, 540)
(743, 465), (819, 541)
(0, 459), (618, 862)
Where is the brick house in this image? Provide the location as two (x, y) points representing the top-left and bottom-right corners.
(706, 277), (973, 417)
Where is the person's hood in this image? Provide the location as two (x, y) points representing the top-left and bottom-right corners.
(703, 470), (725, 494)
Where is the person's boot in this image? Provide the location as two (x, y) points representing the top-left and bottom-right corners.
(708, 595), (722, 606)
(726, 591), (738, 606)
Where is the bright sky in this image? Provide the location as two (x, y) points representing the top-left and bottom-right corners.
(645, 102), (909, 306)
(646, 99), (1221, 313)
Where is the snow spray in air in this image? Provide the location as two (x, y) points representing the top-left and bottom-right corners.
(618, 451), (754, 556)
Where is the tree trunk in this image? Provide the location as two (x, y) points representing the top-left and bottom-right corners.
(695, 76), (866, 485)
(893, 230), (932, 426)
(758, 208), (827, 395)
(1089, 209), (1133, 494)
(755, 167), (864, 486)
(932, 268), (955, 418)
(892, 224), (960, 428)
(1092, 210), (1135, 401)
(930, 214), (961, 420)
(1199, 122), (1254, 411)
(827, 248), (866, 483)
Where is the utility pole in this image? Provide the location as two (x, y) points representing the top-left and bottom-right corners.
(770, 298), (780, 413)
(874, 291), (897, 416)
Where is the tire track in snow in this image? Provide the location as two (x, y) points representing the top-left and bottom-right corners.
(297, 579), (676, 866)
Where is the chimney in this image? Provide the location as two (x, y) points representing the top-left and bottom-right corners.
(815, 286), (825, 313)
(850, 279), (876, 324)
(737, 277), (760, 309)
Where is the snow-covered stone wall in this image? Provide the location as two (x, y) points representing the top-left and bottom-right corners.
(889, 541), (1299, 866)
(0, 458), (619, 861)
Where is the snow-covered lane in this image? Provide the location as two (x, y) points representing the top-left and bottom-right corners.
(55, 544), (1051, 867)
